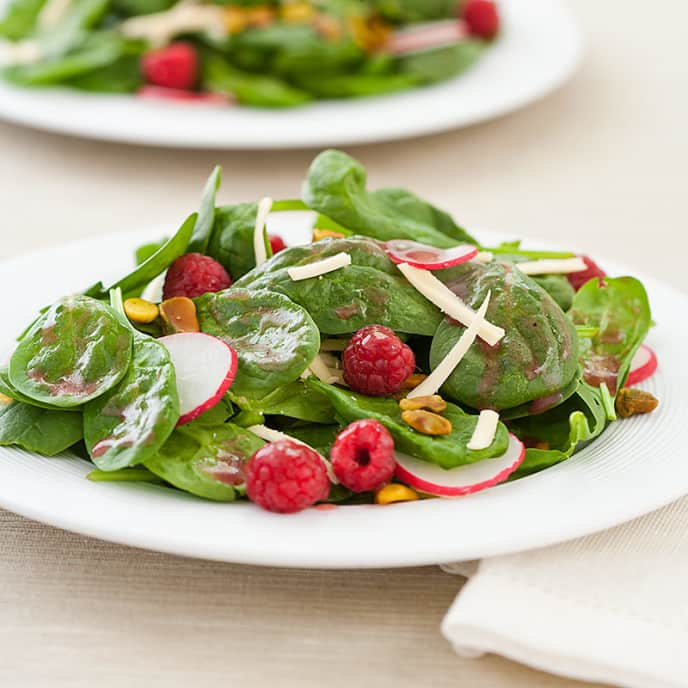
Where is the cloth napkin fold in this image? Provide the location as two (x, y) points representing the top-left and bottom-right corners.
(441, 496), (688, 688)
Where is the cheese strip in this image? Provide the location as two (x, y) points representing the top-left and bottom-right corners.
(397, 263), (504, 346)
(467, 409), (500, 450)
(287, 252), (351, 281)
(407, 292), (491, 399)
(473, 251), (494, 264)
(248, 424), (338, 484)
(38, 0), (71, 28)
(253, 196), (273, 267)
(516, 257), (587, 275)
(307, 353), (340, 385)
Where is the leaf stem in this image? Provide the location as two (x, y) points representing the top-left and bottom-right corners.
(599, 382), (617, 421)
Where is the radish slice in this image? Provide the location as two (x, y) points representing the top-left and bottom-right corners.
(627, 344), (658, 387)
(387, 19), (468, 55)
(138, 86), (230, 105)
(158, 333), (237, 426)
(386, 240), (478, 270)
(394, 434), (525, 497)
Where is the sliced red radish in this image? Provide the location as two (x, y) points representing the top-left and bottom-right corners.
(394, 433), (525, 497)
(627, 344), (658, 387)
(158, 333), (237, 426)
(138, 85), (231, 105)
(386, 240), (478, 270)
(387, 19), (468, 55)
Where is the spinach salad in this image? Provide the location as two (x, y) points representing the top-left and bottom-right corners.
(0, 150), (659, 513)
(0, 0), (499, 107)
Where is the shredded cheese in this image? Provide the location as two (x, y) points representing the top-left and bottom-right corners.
(396, 262), (504, 346)
(38, 0), (72, 29)
(516, 258), (587, 275)
(307, 353), (340, 385)
(473, 251), (494, 264)
(253, 196), (273, 267)
(248, 424), (338, 484)
(407, 292), (491, 399)
(120, 2), (226, 47)
(287, 252), (351, 282)
(467, 409), (500, 450)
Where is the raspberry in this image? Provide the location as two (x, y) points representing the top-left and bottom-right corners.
(342, 325), (415, 396)
(269, 234), (287, 254)
(142, 42), (198, 90)
(567, 255), (607, 291)
(245, 440), (330, 513)
(163, 253), (232, 300)
(462, 0), (500, 39)
(330, 420), (395, 492)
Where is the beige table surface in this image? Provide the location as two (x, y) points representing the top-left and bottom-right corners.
(1, 1), (686, 686)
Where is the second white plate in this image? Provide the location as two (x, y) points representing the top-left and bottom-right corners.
(0, 0), (583, 148)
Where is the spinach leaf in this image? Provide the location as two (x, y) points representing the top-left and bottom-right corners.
(87, 467), (166, 483)
(0, 399), (83, 456)
(83, 291), (179, 471)
(235, 236), (442, 336)
(0, 0), (45, 40)
(203, 52), (312, 108)
(67, 54), (142, 92)
(206, 202), (270, 280)
(397, 40), (485, 84)
(569, 277), (651, 394)
(232, 381), (336, 424)
(85, 213), (196, 299)
(0, 365), (79, 411)
(374, 0), (458, 22)
(508, 382), (608, 478)
(187, 165), (222, 255)
(308, 379), (509, 469)
(532, 274), (575, 312)
(302, 150), (475, 247)
(286, 423), (341, 455)
(144, 421), (264, 502)
(430, 261), (579, 414)
(244, 264), (442, 336)
(9, 295), (133, 408)
(294, 72), (420, 98)
(196, 288), (320, 398)
(112, 0), (174, 16)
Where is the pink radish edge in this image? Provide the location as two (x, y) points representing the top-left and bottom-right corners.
(158, 333), (238, 427)
(394, 434), (525, 497)
(385, 239), (478, 270)
(627, 344), (657, 387)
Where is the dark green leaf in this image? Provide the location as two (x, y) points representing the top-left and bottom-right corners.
(397, 40), (485, 84)
(196, 288), (320, 398)
(188, 165), (222, 255)
(9, 295), (133, 408)
(144, 421), (265, 501)
(308, 378), (509, 469)
(302, 149), (474, 247)
(0, 399), (83, 456)
(430, 261), (579, 414)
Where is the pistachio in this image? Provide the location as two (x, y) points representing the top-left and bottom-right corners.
(615, 388), (659, 418)
(401, 409), (452, 436)
(399, 395), (447, 414)
(222, 6), (247, 33)
(281, 1), (314, 23)
(375, 483), (419, 505)
(124, 297), (159, 325)
(401, 373), (428, 391)
(313, 228), (345, 242)
(159, 297), (200, 334)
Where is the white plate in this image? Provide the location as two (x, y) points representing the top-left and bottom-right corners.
(0, 0), (583, 148)
(0, 227), (686, 568)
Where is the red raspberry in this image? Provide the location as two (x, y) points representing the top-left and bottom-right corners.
(462, 0), (500, 39)
(567, 256), (607, 291)
(163, 253), (232, 299)
(342, 325), (415, 396)
(142, 42), (198, 90)
(269, 234), (287, 254)
(330, 420), (395, 493)
(245, 440), (330, 513)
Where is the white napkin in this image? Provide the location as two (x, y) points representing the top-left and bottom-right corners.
(441, 496), (688, 688)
